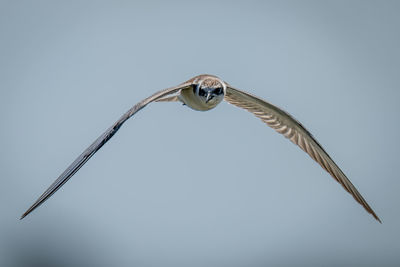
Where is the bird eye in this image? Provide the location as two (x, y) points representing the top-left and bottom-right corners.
(214, 87), (223, 95)
(198, 88), (206, 97)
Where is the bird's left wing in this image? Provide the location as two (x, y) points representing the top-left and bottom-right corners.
(224, 85), (380, 222)
(21, 82), (192, 219)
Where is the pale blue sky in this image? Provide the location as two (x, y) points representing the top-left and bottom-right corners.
(1, 0), (399, 266)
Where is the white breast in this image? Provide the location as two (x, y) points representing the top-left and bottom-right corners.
(179, 87), (221, 111)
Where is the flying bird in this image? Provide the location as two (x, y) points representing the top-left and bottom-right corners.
(21, 74), (380, 222)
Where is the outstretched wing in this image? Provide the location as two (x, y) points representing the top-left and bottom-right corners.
(21, 82), (191, 219)
(224, 86), (380, 222)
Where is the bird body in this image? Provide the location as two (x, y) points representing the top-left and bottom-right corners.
(177, 74), (226, 111)
(21, 74), (381, 222)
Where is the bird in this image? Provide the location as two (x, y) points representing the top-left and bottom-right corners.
(21, 74), (381, 222)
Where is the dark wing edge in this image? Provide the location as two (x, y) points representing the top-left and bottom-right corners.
(224, 85), (381, 223)
(20, 83), (191, 219)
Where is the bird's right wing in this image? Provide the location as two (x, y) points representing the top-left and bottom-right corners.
(21, 81), (193, 219)
(224, 85), (380, 222)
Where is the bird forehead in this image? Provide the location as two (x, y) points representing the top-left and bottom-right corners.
(201, 78), (222, 88)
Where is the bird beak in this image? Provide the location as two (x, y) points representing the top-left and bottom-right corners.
(205, 91), (213, 103)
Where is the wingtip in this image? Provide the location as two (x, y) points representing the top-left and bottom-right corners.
(20, 206), (34, 220)
(370, 210), (382, 224)
(20, 211), (28, 220)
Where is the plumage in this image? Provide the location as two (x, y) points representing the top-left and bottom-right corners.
(224, 86), (380, 222)
(21, 74), (380, 223)
(20, 82), (192, 219)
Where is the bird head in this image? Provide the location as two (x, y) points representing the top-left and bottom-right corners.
(193, 76), (226, 107)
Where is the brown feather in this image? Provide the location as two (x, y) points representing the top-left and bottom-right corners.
(224, 85), (381, 222)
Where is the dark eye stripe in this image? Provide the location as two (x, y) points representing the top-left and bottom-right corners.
(199, 88), (206, 96)
(193, 84), (206, 96)
(214, 87), (223, 95)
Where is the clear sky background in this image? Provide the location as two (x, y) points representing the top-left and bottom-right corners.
(1, 0), (399, 266)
